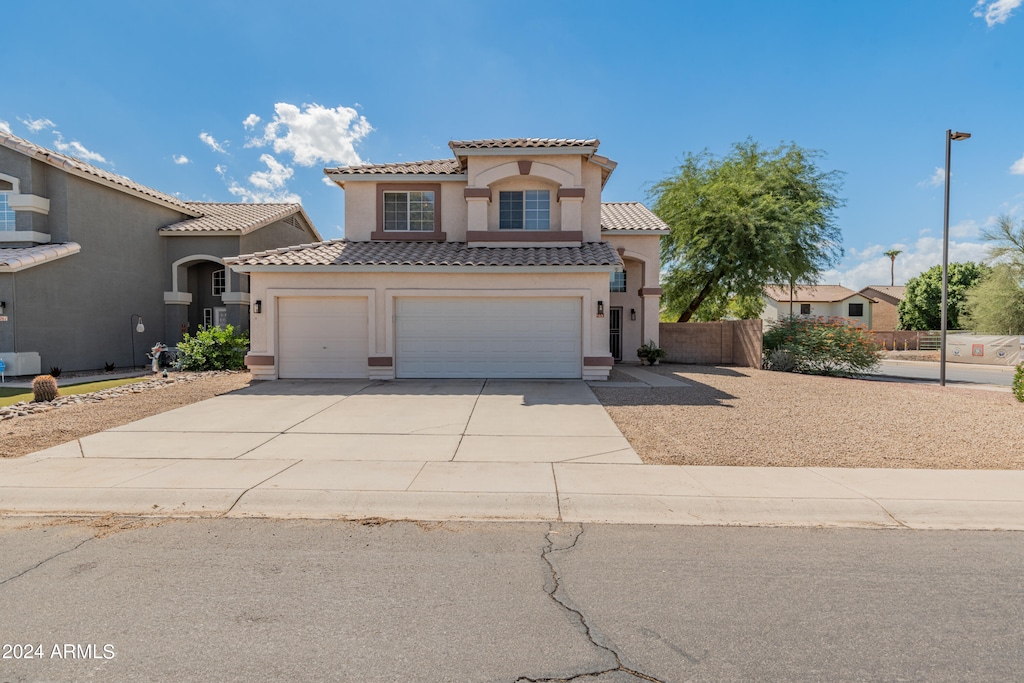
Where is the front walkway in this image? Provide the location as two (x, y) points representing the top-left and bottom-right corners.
(1, 379), (1022, 530)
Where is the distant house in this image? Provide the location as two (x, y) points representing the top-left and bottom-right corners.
(762, 284), (875, 328)
(0, 132), (321, 375)
(857, 286), (905, 331)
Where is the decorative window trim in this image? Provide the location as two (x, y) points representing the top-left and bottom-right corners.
(382, 190), (435, 232)
(203, 308), (214, 327)
(212, 269), (226, 296)
(499, 189), (550, 230)
(373, 183), (444, 240)
(610, 271), (627, 293)
(0, 191), (15, 231)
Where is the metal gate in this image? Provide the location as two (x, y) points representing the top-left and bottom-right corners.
(609, 307), (622, 361)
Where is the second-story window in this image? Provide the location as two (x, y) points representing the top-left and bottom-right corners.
(384, 191), (435, 231)
(610, 271), (627, 292)
(212, 269), (226, 296)
(0, 179), (15, 231)
(499, 190), (550, 230)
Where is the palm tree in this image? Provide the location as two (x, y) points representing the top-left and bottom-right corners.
(884, 249), (902, 287)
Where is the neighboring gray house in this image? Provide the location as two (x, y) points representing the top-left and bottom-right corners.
(0, 133), (320, 375)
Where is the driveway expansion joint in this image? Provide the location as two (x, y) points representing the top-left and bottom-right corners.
(515, 523), (665, 683)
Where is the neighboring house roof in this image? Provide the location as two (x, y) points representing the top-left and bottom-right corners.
(0, 132), (201, 217)
(859, 285), (906, 305)
(764, 284), (862, 303)
(600, 202), (670, 234)
(226, 240), (622, 270)
(325, 159), (464, 176)
(449, 138), (599, 151)
(160, 202), (321, 239)
(0, 242), (82, 272)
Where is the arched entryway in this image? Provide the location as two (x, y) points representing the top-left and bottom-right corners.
(163, 254), (250, 344)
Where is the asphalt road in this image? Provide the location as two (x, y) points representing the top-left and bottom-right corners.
(1, 518), (1022, 682)
(872, 359), (1017, 386)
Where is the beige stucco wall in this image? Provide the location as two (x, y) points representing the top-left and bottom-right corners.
(244, 269), (613, 378)
(603, 233), (662, 358)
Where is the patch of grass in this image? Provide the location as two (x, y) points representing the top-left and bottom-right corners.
(0, 376), (150, 408)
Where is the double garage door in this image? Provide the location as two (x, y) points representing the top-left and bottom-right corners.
(277, 296), (582, 379)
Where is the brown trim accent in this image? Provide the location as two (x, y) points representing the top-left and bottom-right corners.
(583, 356), (615, 367)
(639, 287), (663, 296)
(370, 231), (447, 241)
(557, 188), (585, 200)
(376, 183), (443, 237)
(244, 355), (275, 366)
(464, 187), (491, 199)
(616, 247), (625, 255)
(368, 356), (393, 367)
(466, 230), (584, 243)
(517, 160), (533, 175)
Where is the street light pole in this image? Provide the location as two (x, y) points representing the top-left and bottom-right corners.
(940, 129), (971, 387)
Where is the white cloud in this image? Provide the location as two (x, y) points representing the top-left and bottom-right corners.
(199, 132), (228, 154)
(19, 117), (56, 133)
(243, 114), (261, 129)
(918, 167), (945, 188)
(223, 154), (300, 204)
(973, 0), (1022, 26)
(227, 181), (301, 204)
(215, 164), (227, 176)
(0, 120), (9, 134)
(173, 155), (190, 165)
(52, 133), (109, 164)
(950, 219), (982, 239)
(321, 176), (336, 187)
(1010, 153), (1024, 175)
(247, 154), (294, 190)
(822, 237), (990, 290)
(246, 102), (371, 167)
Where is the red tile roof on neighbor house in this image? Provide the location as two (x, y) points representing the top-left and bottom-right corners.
(324, 158), (464, 176)
(764, 284), (863, 303)
(225, 239), (623, 269)
(859, 285), (906, 304)
(160, 202), (319, 239)
(0, 132), (201, 216)
(600, 202), (670, 233)
(449, 138), (599, 151)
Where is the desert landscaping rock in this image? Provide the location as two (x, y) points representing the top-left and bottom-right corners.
(1, 372), (251, 459)
(593, 364), (1024, 470)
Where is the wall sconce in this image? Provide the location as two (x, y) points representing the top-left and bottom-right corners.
(0, 301), (5, 315)
(597, 300), (605, 317)
(253, 300), (262, 314)
(630, 308), (636, 321)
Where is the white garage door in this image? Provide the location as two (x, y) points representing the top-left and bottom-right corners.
(396, 297), (582, 378)
(277, 297), (368, 378)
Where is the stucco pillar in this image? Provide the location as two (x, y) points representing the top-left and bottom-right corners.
(641, 292), (661, 347)
(222, 292), (251, 333)
(163, 300), (190, 346)
(558, 194), (584, 233)
(465, 195), (489, 231)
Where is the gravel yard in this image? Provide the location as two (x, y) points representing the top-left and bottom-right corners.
(0, 372), (251, 459)
(593, 364), (1024, 470)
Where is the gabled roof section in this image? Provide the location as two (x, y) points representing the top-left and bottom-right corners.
(0, 242), (82, 272)
(449, 138), (599, 151)
(160, 202), (321, 240)
(601, 202), (670, 234)
(764, 284), (861, 303)
(324, 159), (464, 176)
(0, 132), (201, 217)
(226, 239), (622, 270)
(859, 285), (906, 304)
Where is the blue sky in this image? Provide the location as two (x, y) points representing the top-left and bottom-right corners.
(3, 0), (1022, 290)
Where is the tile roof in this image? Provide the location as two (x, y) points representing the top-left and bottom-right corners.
(325, 159), (464, 176)
(600, 202), (670, 233)
(764, 284), (859, 303)
(0, 132), (200, 216)
(161, 203), (312, 236)
(860, 285), (906, 302)
(226, 240), (622, 269)
(0, 242), (82, 272)
(449, 138), (599, 150)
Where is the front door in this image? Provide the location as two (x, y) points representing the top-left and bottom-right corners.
(609, 307), (623, 361)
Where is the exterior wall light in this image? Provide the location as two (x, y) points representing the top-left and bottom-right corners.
(0, 301), (5, 315)
(630, 308), (636, 321)
(254, 300), (262, 314)
(130, 314), (145, 369)
(597, 300), (604, 317)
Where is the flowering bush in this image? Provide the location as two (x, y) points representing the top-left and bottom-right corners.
(763, 315), (882, 377)
(176, 325), (249, 371)
(1013, 364), (1024, 403)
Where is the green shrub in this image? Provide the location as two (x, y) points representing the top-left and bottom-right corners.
(176, 324), (249, 371)
(1014, 364), (1024, 403)
(763, 315), (882, 377)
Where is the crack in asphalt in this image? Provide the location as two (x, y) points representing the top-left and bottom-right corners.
(515, 524), (666, 683)
(0, 535), (95, 588)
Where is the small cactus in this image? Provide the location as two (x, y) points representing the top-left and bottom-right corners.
(48, 366), (62, 378)
(32, 374), (60, 402)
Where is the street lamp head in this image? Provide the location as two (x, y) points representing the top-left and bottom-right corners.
(950, 131), (971, 141)
(136, 321), (145, 333)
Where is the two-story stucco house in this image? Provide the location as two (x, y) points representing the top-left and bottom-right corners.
(228, 138), (667, 380)
(761, 284), (875, 328)
(0, 132), (320, 375)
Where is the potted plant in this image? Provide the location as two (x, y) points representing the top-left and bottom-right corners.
(636, 340), (666, 366)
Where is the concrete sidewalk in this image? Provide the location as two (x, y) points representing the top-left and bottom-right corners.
(1, 379), (1022, 530)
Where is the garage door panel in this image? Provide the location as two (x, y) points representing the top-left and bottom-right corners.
(278, 297), (368, 379)
(396, 298), (581, 379)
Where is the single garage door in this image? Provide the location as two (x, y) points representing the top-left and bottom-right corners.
(277, 297), (368, 378)
(395, 297), (582, 378)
